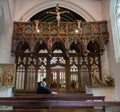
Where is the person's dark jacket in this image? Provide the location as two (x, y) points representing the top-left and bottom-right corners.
(36, 86), (51, 94)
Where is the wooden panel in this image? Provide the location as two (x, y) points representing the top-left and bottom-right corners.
(0, 64), (16, 87)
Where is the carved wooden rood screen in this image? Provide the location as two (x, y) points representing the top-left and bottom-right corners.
(12, 21), (109, 94)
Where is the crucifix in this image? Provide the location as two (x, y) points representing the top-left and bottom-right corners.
(47, 4), (69, 27)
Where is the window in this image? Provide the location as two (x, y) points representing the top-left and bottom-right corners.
(116, 0), (120, 38)
(110, 0), (120, 63)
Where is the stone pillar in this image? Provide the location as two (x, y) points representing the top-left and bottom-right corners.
(0, 0), (14, 63)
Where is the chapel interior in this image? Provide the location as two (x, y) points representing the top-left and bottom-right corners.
(0, 0), (120, 111)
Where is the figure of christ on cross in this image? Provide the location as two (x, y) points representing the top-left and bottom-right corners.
(47, 4), (69, 27)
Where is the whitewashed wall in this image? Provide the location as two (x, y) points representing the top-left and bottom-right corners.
(14, 0), (102, 22)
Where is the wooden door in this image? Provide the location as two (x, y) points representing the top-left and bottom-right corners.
(51, 67), (66, 93)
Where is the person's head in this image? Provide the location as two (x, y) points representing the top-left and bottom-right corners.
(42, 78), (46, 87)
(43, 78), (46, 82)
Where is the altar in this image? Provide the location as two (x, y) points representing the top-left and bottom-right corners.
(85, 85), (115, 101)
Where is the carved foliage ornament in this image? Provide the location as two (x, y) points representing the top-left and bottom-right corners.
(12, 21), (109, 55)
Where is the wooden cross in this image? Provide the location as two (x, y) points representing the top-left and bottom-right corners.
(47, 4), (69, 27)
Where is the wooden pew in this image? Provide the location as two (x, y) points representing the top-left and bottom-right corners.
(0, 100), (120, 111)
(0, 94), (105, 111)
(14, 93), (93, 98)
(14, 93), (105, 101)
(13, 96), (105, 101)
(14, 93), (93, 97)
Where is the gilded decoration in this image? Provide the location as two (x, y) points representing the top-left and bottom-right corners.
(12, 21), (109, 55)
(0, 64), (16, 87)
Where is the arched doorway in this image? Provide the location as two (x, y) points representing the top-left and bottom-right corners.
(51, 65), (66, 93)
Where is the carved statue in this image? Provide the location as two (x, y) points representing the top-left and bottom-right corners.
(77, 20), (82, 35)
(92, 70), (102, 85)
(47, 4), (69, 27)
(34, 20), (40, 33)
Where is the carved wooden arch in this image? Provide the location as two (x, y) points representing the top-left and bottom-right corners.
(34, 41), (48, 53)
(52, 41), (66, 53)
(87, 40), (100, 54)
(16, 41), (30, 53)
(70, 41), (83, 54)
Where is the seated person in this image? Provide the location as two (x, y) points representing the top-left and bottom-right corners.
(42, 78), (46, 87)
(36, 81), (51, 94)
